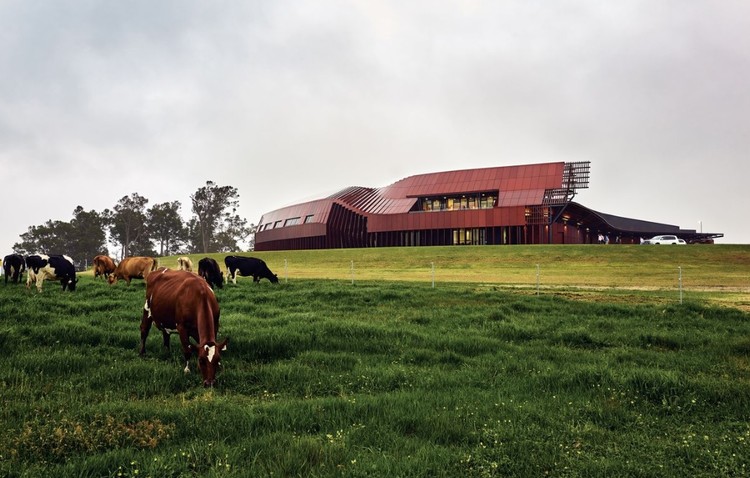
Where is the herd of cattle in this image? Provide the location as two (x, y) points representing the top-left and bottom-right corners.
(2, 253), (279, 291)
(2, 253), (279, 387)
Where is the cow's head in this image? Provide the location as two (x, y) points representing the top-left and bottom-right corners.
(62, 277), (79, 291)
(197, 338), (228, 387)
(269, 273), (279, 284)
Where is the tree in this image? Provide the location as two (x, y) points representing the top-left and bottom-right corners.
(12, 206), (108, 268)
(246, 223), (258, 251)
(14, 220), (72, 256)
(190, 181), (247, 253)
(148, 201), (187, 256)
(110, 193), (150, 259)
(68, 206), (109, 265)
(213, 211), (252, 252)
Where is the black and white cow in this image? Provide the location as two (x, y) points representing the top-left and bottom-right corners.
(224, 256), (279, 285)
(198, 257), (224, 289)
(25, 254), (78, 292)
(3, 254), (26, 284)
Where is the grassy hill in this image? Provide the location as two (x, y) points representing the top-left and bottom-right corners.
(156, 244), (750, 310)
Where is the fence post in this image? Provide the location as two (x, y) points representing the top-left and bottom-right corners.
(431, 262), (435, 288)
(284, 259), (288, 283)
(678, 266), (683, 304)
(536, 264), (540, 295)
(351, 260), (355, 285)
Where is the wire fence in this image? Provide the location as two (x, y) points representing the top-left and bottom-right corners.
(272, 258), (742, 308)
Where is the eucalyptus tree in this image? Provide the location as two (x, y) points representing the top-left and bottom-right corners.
(109, 193), (150, 259)
(13, 206), (108, 267)
(13, 220), (72, 256)
(67, 206), (109, 264)
(147, 201), (187, 256)
(190, 181), (248, 253)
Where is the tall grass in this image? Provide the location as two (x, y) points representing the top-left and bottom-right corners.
(1, 250), (749, 476)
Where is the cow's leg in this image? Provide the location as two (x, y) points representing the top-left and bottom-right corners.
(178, 328), (193, 374)
(161, 329), (171, 349)
(139, 302), (153, 355)
(35, 273), (45, 292)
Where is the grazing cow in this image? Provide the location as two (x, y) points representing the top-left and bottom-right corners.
(92, 254), (117, 280)
(139, 268), (227, 387)
(224, 256), (279, 285)
(25, 254), (77, 292)
(177, 256), (194, 272)
(108, 256), (158, 285)
(198, 257), (224, 289)
(3, 254), (25, 284)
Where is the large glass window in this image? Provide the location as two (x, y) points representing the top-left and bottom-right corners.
(452, 228), (486, 245)
(417, 191), (497, 212)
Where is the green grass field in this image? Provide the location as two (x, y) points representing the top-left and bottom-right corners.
(2, 245), (749, 477)
(161, 244), (750, 310)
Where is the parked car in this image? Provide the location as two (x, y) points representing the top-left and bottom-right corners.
(642, 235), (686, 245)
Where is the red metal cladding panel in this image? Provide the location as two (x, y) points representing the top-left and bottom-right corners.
(258, 161), (575, 246)
(509, 206), (526, 224)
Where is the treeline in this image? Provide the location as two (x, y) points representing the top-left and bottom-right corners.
(13, 181), (255, 265)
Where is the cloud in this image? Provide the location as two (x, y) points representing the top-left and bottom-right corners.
(1, 0), (747, 254)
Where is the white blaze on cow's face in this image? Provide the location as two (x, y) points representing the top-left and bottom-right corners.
(198, 340), (227, 387)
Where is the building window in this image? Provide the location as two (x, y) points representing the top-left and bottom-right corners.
(417, 191), (497, 212)
(273, 220), (282, 229)
(304, 214), (315, 224)
(452, 228), (486, 245)
(284, 217), (301, 227)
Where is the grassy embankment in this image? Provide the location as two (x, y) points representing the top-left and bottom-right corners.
(1, 245), (748, 477)
(158, 244), (750, 309)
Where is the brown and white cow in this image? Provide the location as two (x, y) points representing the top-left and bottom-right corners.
(139, 268), (228, 387)
(92, 254), (117, 280)
(108, 256), (158, 285)
(177, 256), (193, 272)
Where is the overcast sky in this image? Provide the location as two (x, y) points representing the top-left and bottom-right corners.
(2, 0), (748, 256)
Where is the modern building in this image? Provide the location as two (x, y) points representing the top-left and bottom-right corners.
(255, 161), (722, 251)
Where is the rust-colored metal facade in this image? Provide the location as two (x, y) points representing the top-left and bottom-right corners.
(255, 161), (721, 251)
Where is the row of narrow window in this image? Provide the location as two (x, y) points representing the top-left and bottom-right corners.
(262, 191), (499, 232)
(418, 192), (497, 212)
(260, 214), (316, 231)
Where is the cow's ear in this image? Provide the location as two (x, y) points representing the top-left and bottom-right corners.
(219, 338), (228, 351)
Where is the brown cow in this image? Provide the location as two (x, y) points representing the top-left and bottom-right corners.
(139, 268), (227, 387)
(177, 256), (193, 272)
(108, 256), (158, 285)
(92, 255), (116, 280)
